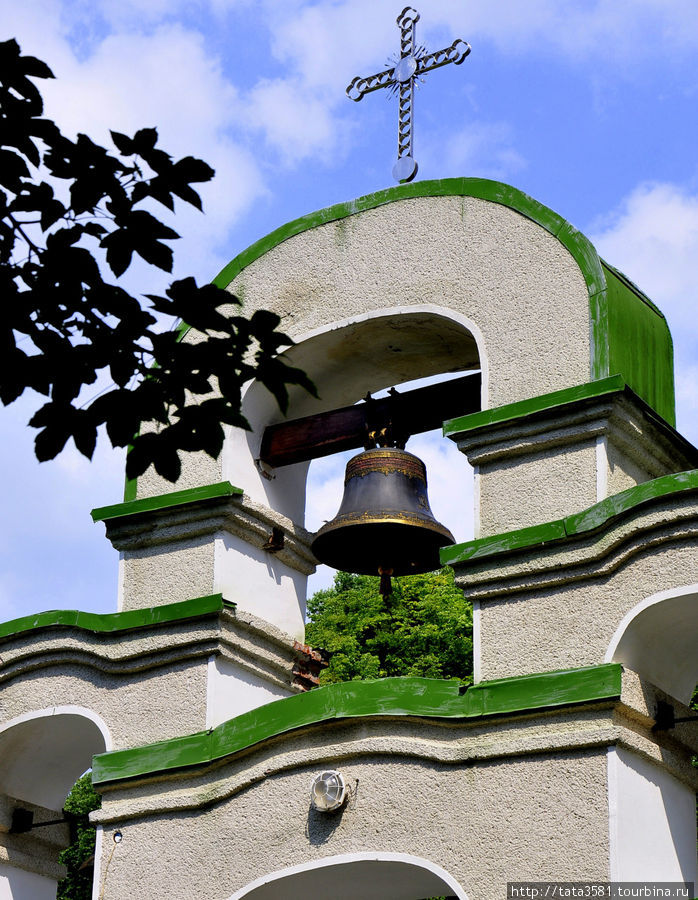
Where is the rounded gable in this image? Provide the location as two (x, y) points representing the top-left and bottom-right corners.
(213, 178), (674, 423)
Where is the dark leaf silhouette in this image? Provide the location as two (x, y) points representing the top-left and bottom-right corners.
(1, 40), (312, 482)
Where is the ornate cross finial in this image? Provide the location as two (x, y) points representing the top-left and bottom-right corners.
(347, 8), (471, 183)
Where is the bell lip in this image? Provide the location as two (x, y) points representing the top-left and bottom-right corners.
(318, 559), (447, 578)
(311, 516), (456, 576)
(313, 511), (455, 544)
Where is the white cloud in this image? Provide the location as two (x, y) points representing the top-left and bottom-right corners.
(461, 0), (698, 61)
(422, 122), (526, 182)
(2, 7), (268, 283)
(267, 0), (698, 94)
(241, 77), (347, 167)
(590, 182), (698, 443)
(40, 25), (265, 269)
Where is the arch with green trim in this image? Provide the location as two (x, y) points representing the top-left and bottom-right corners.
(211, 177), (674, 426)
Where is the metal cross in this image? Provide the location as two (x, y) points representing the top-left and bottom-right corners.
(346, 7), (471, 183)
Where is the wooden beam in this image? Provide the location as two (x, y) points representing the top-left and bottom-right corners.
(260, 371), (481, 468)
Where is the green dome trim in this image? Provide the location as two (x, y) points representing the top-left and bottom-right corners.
(213, 177), (675, 426)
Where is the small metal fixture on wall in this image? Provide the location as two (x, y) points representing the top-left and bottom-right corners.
(310, 770), (348, 812)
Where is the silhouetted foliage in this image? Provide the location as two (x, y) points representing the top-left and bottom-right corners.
(1, 39), (314, 482)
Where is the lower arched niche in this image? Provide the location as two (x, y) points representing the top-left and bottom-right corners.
(0, 706), (110, 810)
(227, 852), (467, 900)
(605, 585), (698, 705)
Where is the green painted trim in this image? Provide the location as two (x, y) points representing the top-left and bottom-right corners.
(441, 469), (698, 566)
(443, 375), (626, 438)
(92, 663), (621, 785)
(91, 481), (243, 523)
(123, 473), (137, 503)
(0, 594), (226, 641)
(603, 260), (676, 427)
(205, 177), (674, 422)
(211, 178), (603, 296)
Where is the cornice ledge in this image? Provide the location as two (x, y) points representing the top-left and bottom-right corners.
(92, 710), (621, 824)
(92, 665), (621, 789)
(449, 496), (698, 601)
(102, 489), (317, 575)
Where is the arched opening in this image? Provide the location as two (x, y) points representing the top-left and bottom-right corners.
(214, 306), (481, 637)
(0, 707), (109, 810)
(227, 852), (467, 900)
(0, 707), (110, 900)
(233, 305), (482, 542)
(605, 585), (698, 705)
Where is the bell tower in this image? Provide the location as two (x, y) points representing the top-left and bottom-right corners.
(1, 178), (696, 900)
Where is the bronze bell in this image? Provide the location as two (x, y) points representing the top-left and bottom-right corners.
(311, 447), (455, 595)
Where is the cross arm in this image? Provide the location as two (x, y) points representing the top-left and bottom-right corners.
(346, 68), (397, 102)
(416, 39), (471, 76)
(259, 371), (481, 468)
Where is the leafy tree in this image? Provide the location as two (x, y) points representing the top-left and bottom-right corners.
(56, 773), (101, 900)
(1, 39), (314, 482)
(306, 567), (473, 685)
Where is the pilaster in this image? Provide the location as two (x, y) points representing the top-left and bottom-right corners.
(93, 483), (317, 641)
(444, 376), (698, 537)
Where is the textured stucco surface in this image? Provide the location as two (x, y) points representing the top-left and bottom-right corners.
(465, 506), (698, 685)
(0, 606), (305, 758)
(452, 392), (697, 536)
(96, 747), (609, 900)
(0, 795), (69, 882)
(0, 661), (208, 752)
(136, 195), (591, 503)
(120, 536), (215, 609)
(229, 197), (591, 404)
(107, 492), (316, 634)
(478, 442), (597, 535)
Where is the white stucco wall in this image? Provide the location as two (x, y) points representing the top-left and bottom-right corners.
(206, 655), (292, 729)
(137, 194), (592, 507)
(0, 707), (110, 810)
(0, 865), (57, 900)
(227, 853), (468, 900)
(606, 584), (698, 705)
(608, 746), (697, 882)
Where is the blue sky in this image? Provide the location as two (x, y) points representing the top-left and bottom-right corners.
(1, 0), (698, 621)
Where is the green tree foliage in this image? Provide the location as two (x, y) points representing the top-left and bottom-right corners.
(306, 567), (473, 685)
(56, 773), (101, 900)
(0, 39), (314, 482)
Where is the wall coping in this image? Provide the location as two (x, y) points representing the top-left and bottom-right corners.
(93, 482), (243, 523)
(92, 663), (621, 786)
(0, 594), (228, 642)
(441, 469), (698, 567)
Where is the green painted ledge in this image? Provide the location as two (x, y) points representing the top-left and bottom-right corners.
(443, 376), (696, 463)
(206, 177), (674, 425)
(443, 375), (626, 438)
(441, 468), (698, 566)
(92, 481), (243, 523)
(0, 594), (228, 641)
(92, 663), (621, 786)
